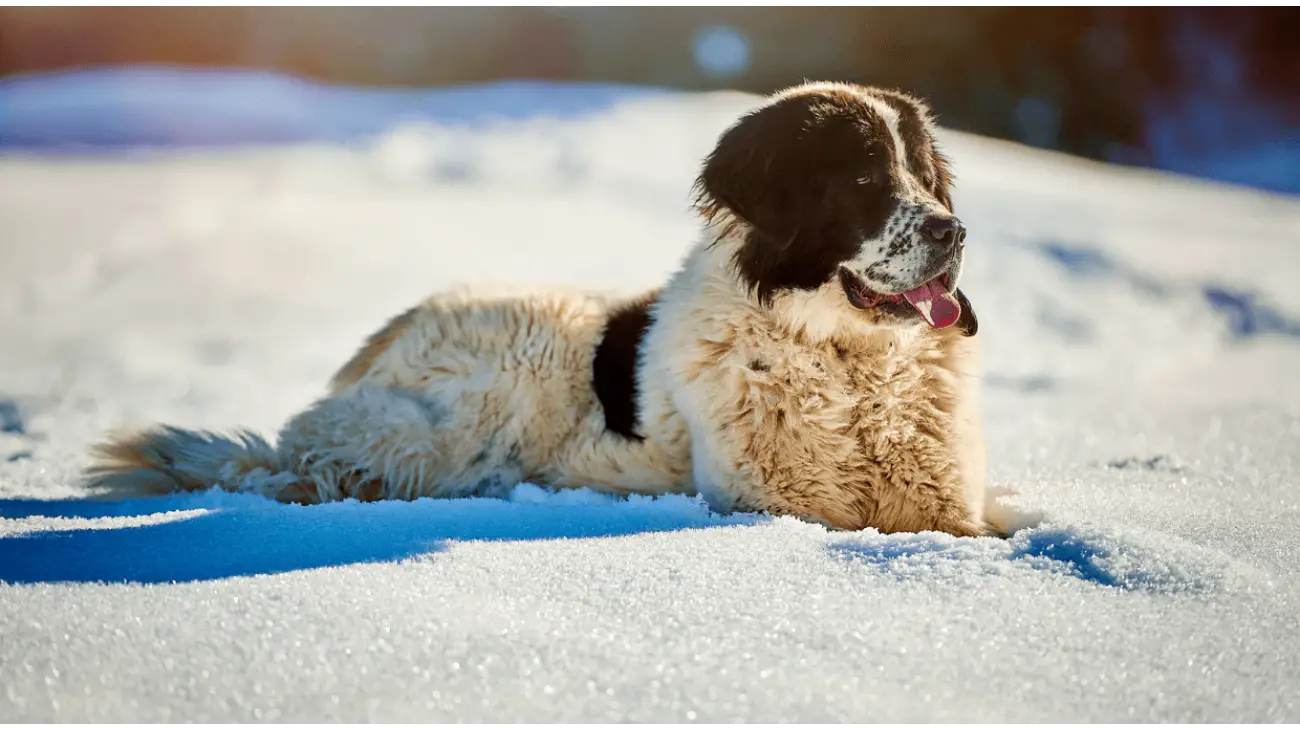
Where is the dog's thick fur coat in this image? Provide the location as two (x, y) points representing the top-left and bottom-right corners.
(88, 82), (997, 536)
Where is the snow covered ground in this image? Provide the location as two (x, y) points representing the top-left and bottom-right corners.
(2, 70), (1299, 722)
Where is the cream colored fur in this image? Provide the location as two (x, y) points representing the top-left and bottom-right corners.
(641, 222), (988, 535)
(90, 286), (693, 506)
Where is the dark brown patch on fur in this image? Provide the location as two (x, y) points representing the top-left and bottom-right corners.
(330, 305), (420, 391)
(592, 291), (658, 440)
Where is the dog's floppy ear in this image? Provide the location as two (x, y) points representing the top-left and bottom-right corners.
(694, 106), (810, 248)
(954, 288), (978, 337)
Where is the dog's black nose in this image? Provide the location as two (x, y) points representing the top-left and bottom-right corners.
(923, 216), (966, 248)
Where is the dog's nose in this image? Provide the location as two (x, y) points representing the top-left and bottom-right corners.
(923, 216), (966, 248)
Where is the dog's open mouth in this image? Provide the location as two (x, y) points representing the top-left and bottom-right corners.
(838, 267), (962, 329)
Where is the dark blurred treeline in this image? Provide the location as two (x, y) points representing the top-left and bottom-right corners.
(845, 8), (1299, 174)
(1, 7), (1296, 190)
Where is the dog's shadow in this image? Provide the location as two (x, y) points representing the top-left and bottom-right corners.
(2, 488), (1053, 587)
(0, 488), (763, 585)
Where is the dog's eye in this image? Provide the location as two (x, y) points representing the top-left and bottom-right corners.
(856, 173), (875, 186)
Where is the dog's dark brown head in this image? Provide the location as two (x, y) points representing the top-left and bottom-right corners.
(694, 82), (976, 336)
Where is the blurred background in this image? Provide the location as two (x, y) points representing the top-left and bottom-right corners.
(0, 7), (1297, 194)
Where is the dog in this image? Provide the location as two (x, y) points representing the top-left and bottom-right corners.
(87, 81), (997, 536)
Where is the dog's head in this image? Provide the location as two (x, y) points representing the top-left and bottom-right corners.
(695, 82), (977, 336)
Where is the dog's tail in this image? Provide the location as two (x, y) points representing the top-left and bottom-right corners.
(85, 426), (317, 503)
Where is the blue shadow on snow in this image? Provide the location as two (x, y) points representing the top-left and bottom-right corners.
(1037, 241), (1169, 298)
(1202, 286), (1300, 339)
(1006, 528), (1119, 587)
(0, 491), (760, 585)
(1036, 240), (1300, 341)
(0, 399), (25, 435)
(828, 527), (1120, 590)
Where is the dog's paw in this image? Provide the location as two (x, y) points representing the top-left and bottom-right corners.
(984, 486), (1045, 537)
(979, 520), (1012, 539)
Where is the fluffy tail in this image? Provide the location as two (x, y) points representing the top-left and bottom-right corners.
(85, 426), (317, 503)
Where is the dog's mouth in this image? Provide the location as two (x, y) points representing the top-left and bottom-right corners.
(838, 267), (962, 329)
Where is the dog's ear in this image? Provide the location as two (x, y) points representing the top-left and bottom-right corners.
(954, 288), (978, 337)
(694, 106), (811, 248)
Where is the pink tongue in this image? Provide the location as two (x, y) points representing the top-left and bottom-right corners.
(901, 279), (962, 329)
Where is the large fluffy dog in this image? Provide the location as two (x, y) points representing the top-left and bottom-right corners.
(88, 82), (998, 536)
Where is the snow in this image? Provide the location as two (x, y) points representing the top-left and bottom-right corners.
(2, 70), (1300, 722)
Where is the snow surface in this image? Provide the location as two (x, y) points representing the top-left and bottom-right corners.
(2, 71), (1300, 722)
